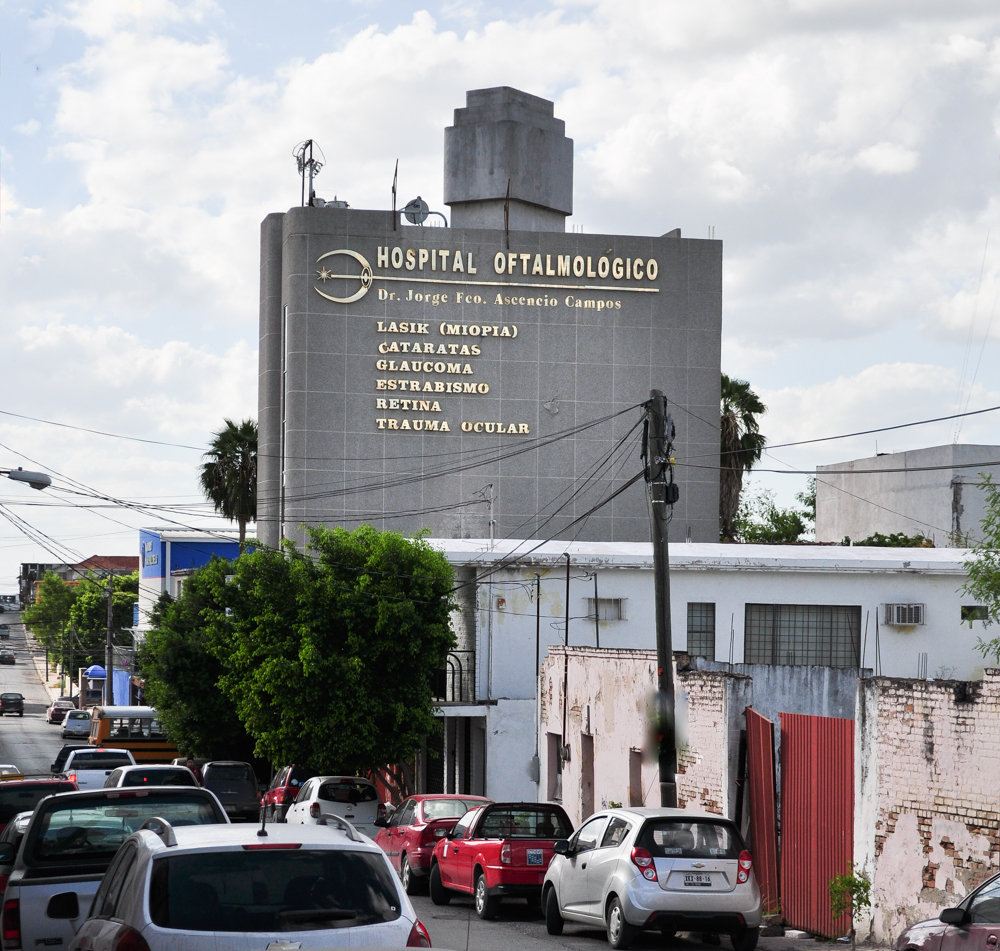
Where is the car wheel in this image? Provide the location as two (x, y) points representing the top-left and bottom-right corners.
(606, 897), (637, 950)
(400, 854), (419, 895)
(730, 927), (759, 951)
(429, 863), (451, 905)
(544, 887), (564, 935)
(18, 713), (22, 717)
(474, 872), (499, 920)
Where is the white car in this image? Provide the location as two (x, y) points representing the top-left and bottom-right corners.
(67, 815), (432, 949)
(61, 747), (135, 789)
(61, 710), (93, 738)
(542, 807), (762, 950)
(284, 775), (381, 837)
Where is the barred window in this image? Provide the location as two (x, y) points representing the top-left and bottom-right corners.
(687, 603), (716, 659)
(744, 604), (861, 668)
(586, 598), (626, 621)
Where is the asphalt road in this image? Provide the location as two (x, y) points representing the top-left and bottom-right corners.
(0, 611), (67, 776)
(409, 892), (822, 951)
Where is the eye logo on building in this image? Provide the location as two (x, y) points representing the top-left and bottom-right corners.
(314, 249), (373, 304)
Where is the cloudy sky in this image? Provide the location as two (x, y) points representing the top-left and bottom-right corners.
(2, 0), (1000, 583)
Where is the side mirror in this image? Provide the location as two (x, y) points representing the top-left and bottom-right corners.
(552, 840), (571, 855)
(940, 907), (969, 927)
(373, 817), (389, 828)
(0, 842), (15, 864)
(47, 891), (80, 919)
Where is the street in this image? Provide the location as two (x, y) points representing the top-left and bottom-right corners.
(408, 893), (822, 951)
(0, 611), (65, 775)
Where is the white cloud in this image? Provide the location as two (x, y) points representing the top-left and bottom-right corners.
(13, 120), (40, 136)
(854, 142), (920, 175)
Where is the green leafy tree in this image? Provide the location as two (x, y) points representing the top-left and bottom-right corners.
(22, 572), (78, 651)
(68, 572), (139, 669)
(797, 477), (816, 530)
(720, 374), (767, 542)
(212, 525), (455, 774)
(847, 531), (933, 547)
(829, 864), (872, 951)
(733, 487), (806, 543)
(200, 418), (257, 544)
(965, 475), (1000, 663)
(139, 583), (258, 762)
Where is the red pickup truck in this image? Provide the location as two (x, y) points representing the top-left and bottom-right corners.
(429, 801), (574, 919)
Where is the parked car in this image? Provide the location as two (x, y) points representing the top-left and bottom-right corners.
(0, 624), (9, 640)
(542, 808), (762, 950)
(429, 801), (574, 918)
(0, 693), (23, 717)
(895, 871), (1000, 951)
(45, 700), (76, 724)
(49, 744), (90, 774)
(0, 811), (31, 895)
(66, 815), (431, 950)
(0, 765), (22, 782)
(0, 778), (77, 833)
(60, 747), (136, 789)
(61, 709), (92, 738)
(284, 775), (381, 837)
(104, 764), (198, 788)
(198, 761), (260, 819)
(0, 785), (230, 951)
(261, 763), (318, 821)
(375, 794), (492, 894)
(0, 650), (15, 666)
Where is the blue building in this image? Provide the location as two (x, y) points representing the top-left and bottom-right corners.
(137, 529), (242, 638)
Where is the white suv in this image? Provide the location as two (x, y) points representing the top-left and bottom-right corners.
(68, 816), (432, 949)
(542, 807), (762, 950)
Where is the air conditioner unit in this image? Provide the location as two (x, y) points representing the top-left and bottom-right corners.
(884, 603), (925, 626)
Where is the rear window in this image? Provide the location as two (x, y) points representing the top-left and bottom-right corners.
(69, 753), (133, 771)
(318, 779), (377, 804)
(287, 766), (317, 787)
(0, 784), (75, 826)
(105, 717), (165, 739)
(205, 765), (255, 784)
(29, 794), (224, 865)
(477, 808), (572, 840)
(122, 769), (195, 787)
(149, 848), (401, 932)
(67, 711), (91, 721)
(0, 694), (21, 701)
(423, 799), (484, 821)
(637, 820), (743, 859)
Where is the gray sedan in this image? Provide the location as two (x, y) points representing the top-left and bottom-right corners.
(542, 807), (762, 951)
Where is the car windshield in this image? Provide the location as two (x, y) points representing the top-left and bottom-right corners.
(30, 795), (222, 865)
(477, 808), (572, 840)
(68, 753), (133, 771)
(318, 780), (377, 804)
(205, 765), (255, 784)
(0, 784), (75, 826)
(149, 848), (402, 932)
(638, 820), (743, 859)
(121, 770), (195, 787)
(423, 799), (485, 820)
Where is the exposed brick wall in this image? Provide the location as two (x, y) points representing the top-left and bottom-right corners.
(859, 671), (1000, 943)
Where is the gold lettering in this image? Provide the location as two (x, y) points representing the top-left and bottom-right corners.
(532, 254), (544, 275)
(612, 257), (624, 279)
(573, 256), (585, 278)
(558, 255), (570, 277)
(634, 258), (644, 280)
(405, 249), (416, 271)
(520, 252), (531, 275)
(598, 256), (610, 278)
(377, 246), (388, 268)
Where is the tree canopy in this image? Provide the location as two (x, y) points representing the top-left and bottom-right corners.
(200, 418), (257, 544)
(69, 572), (139, 669)
(965, 475), (1000, 662)
(22, 571), (78, 651)
(720, 374), (767, 542)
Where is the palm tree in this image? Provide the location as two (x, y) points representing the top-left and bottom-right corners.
(720, 375), (767, 542)
(200, 418), (258, 544)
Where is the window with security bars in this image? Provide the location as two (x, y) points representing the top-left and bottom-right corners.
(687, 603), (716, 658)
(744, 604), (861, 668)
(586, 598), (626, 621)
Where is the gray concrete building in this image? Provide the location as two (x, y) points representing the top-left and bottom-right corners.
(815, 443), (1000, 546)
(258, 87), (722, 551)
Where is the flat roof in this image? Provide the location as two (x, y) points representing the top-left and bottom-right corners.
(429, 539), (970, 574)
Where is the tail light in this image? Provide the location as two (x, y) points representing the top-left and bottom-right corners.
(407, 919), (432, 947)
(377, 802), (387, 821)
(630, 847), (658, 882)
(112, 925), (151, 951)
(2, 897), (20, 949)
(68, 774), (77, 784)
(500, 843), (511, 865)
(737, 850), (753, 884)
(0, 874), (9, 895)
(309, 802), (321, 819)
(420, 824), (448, 846)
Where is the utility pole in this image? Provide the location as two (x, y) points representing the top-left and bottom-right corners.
(105, 577), (114, 706)
(645, 389), (679, 807)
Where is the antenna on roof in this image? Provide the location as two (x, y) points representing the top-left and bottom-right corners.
(392, 159), (398, 231)
(293, 140), (325, 207)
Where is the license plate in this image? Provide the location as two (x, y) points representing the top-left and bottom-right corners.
(527, 849), (544, 865)
(684, 874), (712, 887)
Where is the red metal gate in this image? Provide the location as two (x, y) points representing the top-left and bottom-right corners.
(780, 713), (854, 938)
(744, 707), (779, 915)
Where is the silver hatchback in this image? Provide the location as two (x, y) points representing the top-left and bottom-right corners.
(542, 807), (762, 950)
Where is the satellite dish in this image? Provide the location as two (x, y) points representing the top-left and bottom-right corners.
(403, 196), (429, 225)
